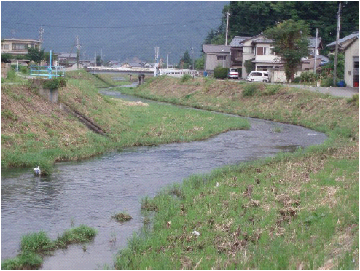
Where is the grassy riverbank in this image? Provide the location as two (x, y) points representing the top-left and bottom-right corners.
(114, 76), (358, 269)
(1, 70), (249, 174)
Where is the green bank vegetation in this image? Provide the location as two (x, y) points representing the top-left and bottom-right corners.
(113, 75), (358, 269)
(1, 225), (97, 270)
(1, 70), (249, 174)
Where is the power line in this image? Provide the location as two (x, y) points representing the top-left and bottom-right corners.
(1, 17), (223, 30)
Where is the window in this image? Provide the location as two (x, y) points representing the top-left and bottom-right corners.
(257, 47), (264, 55)
(1, 44), (9, 50)
(12, 43), (27, 50)
(217, 55), (226, 60)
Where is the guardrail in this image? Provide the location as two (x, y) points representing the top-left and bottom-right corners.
(30, 65), (65, 78)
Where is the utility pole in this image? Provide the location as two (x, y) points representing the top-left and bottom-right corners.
(167, 52), (170, 69)
(154, 47), (159, 76)
(39, 26), (44, 43)
(225, 12), (230, 46)
(333, 2), (341, 86)
(313, 28), (318, 74)
(76, 36), (81, 69)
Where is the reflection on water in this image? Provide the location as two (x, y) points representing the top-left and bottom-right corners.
(1, 93), (327, 269)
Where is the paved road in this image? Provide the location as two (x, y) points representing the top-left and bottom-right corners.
(285, 84), (359, 98)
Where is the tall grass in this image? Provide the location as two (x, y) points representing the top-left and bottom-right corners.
(114, 76), (358, 270)
(1, 225), (97, 270)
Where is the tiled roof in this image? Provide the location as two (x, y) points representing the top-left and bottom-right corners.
(326, 31), (359, 48)
(229, 36), (251, 47)
(202, 44), (231, 53)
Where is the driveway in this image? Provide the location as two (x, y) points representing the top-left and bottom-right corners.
(286, 84), (359, 98)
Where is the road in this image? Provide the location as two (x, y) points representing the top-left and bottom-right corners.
(286, 84), (359, 98)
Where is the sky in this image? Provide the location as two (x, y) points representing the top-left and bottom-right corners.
(1, 1), (228, 64)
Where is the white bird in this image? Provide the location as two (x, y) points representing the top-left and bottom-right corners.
(192, 231), (200, 236)
(34, 166), (41, 176)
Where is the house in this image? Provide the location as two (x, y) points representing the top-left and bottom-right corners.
(57, 52), (77, 67)
(229, 36), (251, 77)
(1, 38), (42, 56)
(327, 32), (359, 87)
(230, 34), (323, 81)
(1, 38), (42, 65)
(202, 44), (231, 74)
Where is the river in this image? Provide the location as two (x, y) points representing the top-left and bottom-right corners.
(1, 89), (327, 269)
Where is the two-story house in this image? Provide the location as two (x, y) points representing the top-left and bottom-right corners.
(235, 34), (322, 81)
(1, 38), (42, 57)
(202, 44), (231, 75)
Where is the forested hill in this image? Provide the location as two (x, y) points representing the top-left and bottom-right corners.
(206, 1), (359, 48)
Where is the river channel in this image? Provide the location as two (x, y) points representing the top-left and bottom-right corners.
(1, 89), (327, 269)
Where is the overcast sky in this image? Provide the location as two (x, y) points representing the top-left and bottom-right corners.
(1, 1), (228, 63)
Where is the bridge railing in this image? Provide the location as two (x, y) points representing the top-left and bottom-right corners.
(30, 65), (65, 78)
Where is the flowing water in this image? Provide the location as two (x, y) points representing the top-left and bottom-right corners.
(1, 89), (327, 269)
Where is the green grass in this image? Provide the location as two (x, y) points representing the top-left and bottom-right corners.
(1, 225), (97, 270)
(113, 76), (358, 270)
(1, 70), (250, 174)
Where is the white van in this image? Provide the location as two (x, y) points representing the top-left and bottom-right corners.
(246, 71), (270, 82)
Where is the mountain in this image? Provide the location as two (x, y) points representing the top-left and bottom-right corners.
(1, 1), (228, 64)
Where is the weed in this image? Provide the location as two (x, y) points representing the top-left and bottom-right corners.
(112, 212), (132, 222)
(55, 225), (97, 248)
(1, 252), (43, 270)
(180, 74), (192, 82)
(20, 231), (54, 253)
(141, 197), (159, 211)
(242, 84), (258, 97)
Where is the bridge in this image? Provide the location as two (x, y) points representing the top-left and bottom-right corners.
(86, 66), (199, 77)
(86, 66), (154, 75)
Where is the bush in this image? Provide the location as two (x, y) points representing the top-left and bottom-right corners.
(242, 84), (259, 97)
(214, 66), (228, 79)
(42, 77), (67, 90)
(321, 76), (335, 87)
(180, 74), (192, 82)
(300, 71), (318, 83)
(7, 69), (16, 81)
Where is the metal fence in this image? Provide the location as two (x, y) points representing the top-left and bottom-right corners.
(30, 65), (65, 78)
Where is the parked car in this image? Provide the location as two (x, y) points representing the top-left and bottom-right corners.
(228, 68), (239, 79)
(246, 71), (270, 82)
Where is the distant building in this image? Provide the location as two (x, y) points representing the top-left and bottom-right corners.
(1, 38), (42, 56)
(57, 52), (77, 67)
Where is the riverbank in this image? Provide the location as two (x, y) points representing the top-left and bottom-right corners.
(1, 70), (249, 174)
(114, 76), (359, 269)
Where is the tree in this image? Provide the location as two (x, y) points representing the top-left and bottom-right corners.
(264, 19), (310, 82)
(96, 55), (102, 66)
(27, 47), (45, 65)
(179, 50), (192, 69)
(207, 1), (359, 52)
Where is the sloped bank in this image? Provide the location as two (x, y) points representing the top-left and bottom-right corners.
(114, 76), (359, 270)
(1, 70), (250, 174)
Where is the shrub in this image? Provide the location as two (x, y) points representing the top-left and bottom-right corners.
(263, 84), (282, 96)
(321, 75), (335, 87)
(214, 66), (228, 79)
(300, 71), (318, 83)
(242, 84), (259, 97)
(7, 69), (16, 81)
(180, 74), (192, 82)
(42, 77), (67, 90)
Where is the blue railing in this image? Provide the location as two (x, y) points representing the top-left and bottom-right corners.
(30, 65), (65, 78)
